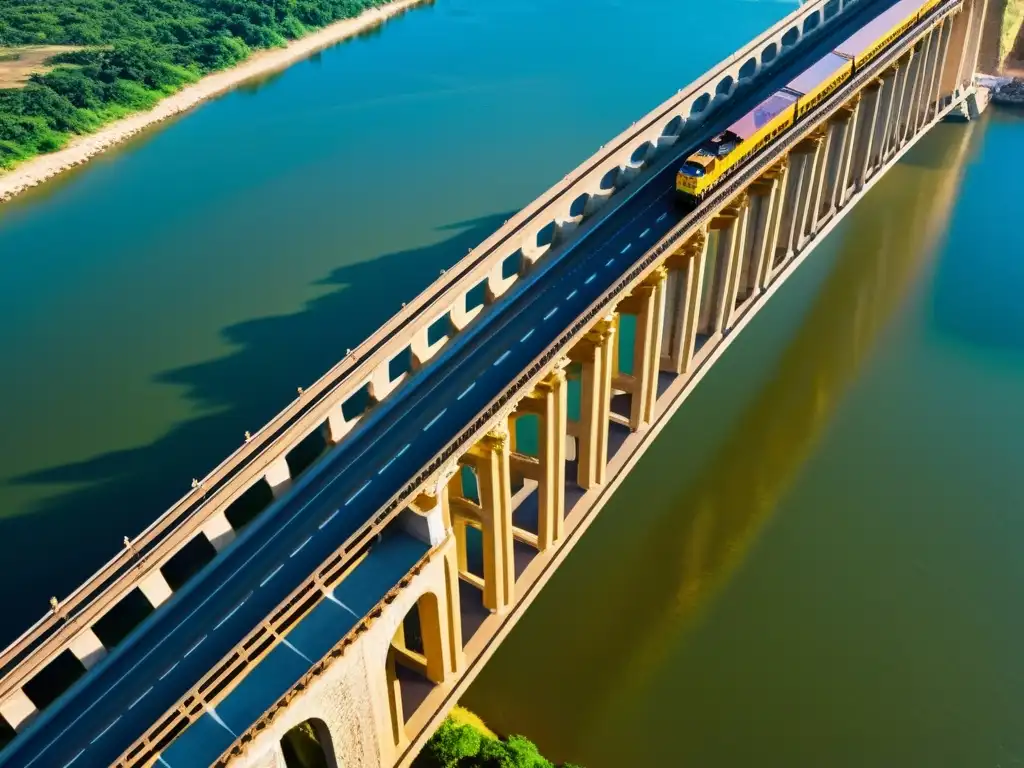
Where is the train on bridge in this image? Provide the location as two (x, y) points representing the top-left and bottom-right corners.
(676, 0), (943, 204)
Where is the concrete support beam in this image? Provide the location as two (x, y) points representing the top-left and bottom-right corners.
(939, 4), (971, 97)
(264, 456), (292, 498)
(569, 317), (615, 490)
(778, 142), (815, 263)
(138, 570), (174, 608)
(403, 489), (451, 547)
(888, 50), (916, 155)
(870, 68), (899, 175)
(0, 689), (38, 732)
(798, 132), (828, 247)
(758, 162), (790, 289)
(827, 102), (859, 216)
(933, 16), (954, 114)
(902, 39), (928, 144)
(68, 628), (107, 670)
(200, 509), (236, 552)
(619, 268), (668, 429)
(850, 80), (883, 194)
(661, 231), (709, 375)
(517, 362), (569, 550)
(461, 424), (514, 613)
(323, 405), (360, 445)
(722, 200), (752, 330)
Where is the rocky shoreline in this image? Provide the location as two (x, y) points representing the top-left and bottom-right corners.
(990, 77), (1024, 105)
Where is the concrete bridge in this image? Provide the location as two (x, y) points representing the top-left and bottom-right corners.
(0, 0), (990, 765)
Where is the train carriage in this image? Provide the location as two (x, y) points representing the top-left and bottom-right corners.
(676, 0), (939, 206)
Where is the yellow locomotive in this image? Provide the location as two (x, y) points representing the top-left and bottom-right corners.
(677, 0), (945, 204)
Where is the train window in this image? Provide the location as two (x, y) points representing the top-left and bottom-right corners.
(680, 161), (706, 177)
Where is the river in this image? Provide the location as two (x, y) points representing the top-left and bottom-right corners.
(1, 0), (1022, 764)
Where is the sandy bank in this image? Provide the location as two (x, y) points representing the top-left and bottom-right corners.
(0, 0), (429, 204)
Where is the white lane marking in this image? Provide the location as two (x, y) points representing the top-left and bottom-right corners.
(157, 758), (172, 767)
(605, 258), (615, 267)
(345, 480), (371, 506)
(326, 591), (362, 619)
(207, 706), (236, 736)
(520, 329), (534, 343)
(584, 273), (596, 285)
(423, 408), (447, 431)
(158, 661), (179, 681)
(621, 243), (632, 254)
(25, 103), (681, 768)
(493, 350), (511, 366)
(214, 597), (249, 630)
(657, 212), (668, 222)
(396, 443), (410, 458)
(128, 687), (153, 711)
(62, 749), (84, 767)
(457, 382), (476, 400)
(282, 638), (313, 663)
(260, 563), (285, 586)
(543, 307), (558, 321)
(289, 536), (312, 558)
(640, 228), (650, 238)
(566, 289), (578, 301)
(23, 431), (351, 768)
(90, 716), (121, 744)
(318, 509), (340, 530)
(184, 635), (206, 658)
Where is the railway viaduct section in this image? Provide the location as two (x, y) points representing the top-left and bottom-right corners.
(0, 0), (989, 764)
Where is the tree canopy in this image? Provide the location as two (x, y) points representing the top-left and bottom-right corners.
(0, 0), (394, 168)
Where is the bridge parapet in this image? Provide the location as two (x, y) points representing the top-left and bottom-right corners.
(116, 4), (977, 765)
(0, 0), (874, 722)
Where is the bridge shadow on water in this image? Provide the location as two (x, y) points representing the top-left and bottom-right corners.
(1, 211), (512, 648)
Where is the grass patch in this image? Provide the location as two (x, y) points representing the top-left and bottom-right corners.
(1002, 0), (1024, 64)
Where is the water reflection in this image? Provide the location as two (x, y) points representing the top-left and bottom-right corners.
(465, 120), (977, 767)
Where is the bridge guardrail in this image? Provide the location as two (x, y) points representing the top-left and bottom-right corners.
(0, 0), (870, 710)
(111, 1), (965, 762)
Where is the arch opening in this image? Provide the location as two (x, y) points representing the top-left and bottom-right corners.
(281, 718), (337, 768)
(715, 75), (735, 97)
(739, 56), (758, 81)
(762, 42), (778, 65)
(386, 591), (446, 744)
(690, 92), (711, 115)
(782, 26), (800, 48)
(803, 11), (821, 34)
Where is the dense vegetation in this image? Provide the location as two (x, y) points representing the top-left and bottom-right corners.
(0, 0), (395, 169)
(413, 715), (583, 768)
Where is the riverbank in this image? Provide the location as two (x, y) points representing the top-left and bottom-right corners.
(412, 708), (582, 768)
(0, 0), (429, 204)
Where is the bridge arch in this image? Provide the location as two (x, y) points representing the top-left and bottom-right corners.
(762, 41), (779, 65)
(739, 56), (758, 82)
(689, 92), (711, 116)
(781, 26), (801, 48)
(803, 10), (822, 35)
(280, 717), (339, 768)
(384, 590), (447, 747)
(715, 74), (735, 98)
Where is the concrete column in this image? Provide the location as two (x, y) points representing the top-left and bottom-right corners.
(138, 570), (174, 608)
(517, 362), (568, 550)
(902, 37), (930, 143)
(68, 628), (107, 669)
(757, 161), (789, 289)
(939, 5), (971, 98)
(871, 68), (899, 173)
(464, 424), (514, 613)
(889, 50), (916, 154)
(403, 489), (451, 547)
(569, 317), (615, 489)
(830, 101), (859, 213)
(264, 456), (292, 498)
(618, 268), (668, 430)
(917, 27), (941, 130)
(200, 509), (236, 552)
(722, 199), (752, 330)
(779, 144), (814, 261)
(810, 118), (842, 231)
(323, 405), (359, 445)
(932, 17), (952, 112)
(661, 231), (709, 375)
(798, 132), (828, 246)
(851, 80), (883, 193)
(733, 189), (764, 309)
(1, 689), (38, 732)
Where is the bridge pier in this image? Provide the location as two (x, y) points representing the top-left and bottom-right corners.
(68, 627), (107, 670)
(617, 268), (668, 430)
(513, 364), (569, 551)
(660, 231), (709, 376)
(570, 317), (615, 490)
(454, 425), (515, 614)
(0, 689), (37, 732)
(201, 508), (237, 552)
(138, 570), (174, 608)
